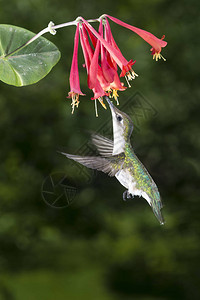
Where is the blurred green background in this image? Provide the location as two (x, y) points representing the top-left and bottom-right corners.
(0, 0), (199, 299)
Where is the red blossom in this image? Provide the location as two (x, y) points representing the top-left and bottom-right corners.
(120, 59), (136, 77)
(106, 15), (167, 61)
(67, 15), (167, 114)
(80, 23), (108, 101)
(67, 23), (85, 113)
(81, 17), (137, 102)
(81, 17), (132, 72)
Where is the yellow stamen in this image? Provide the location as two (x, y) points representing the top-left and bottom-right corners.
(126, 69), (138, 81)
(107, 88), (112, 98)
(111, 89), (119, 105)
(125, 75), (131, 88)
(106, 89), (120, 105)
(71, 93), (80, 114)
(124, 68), (138, 88)
(98, 97), (107, 110)
(153, 52), (166, 61)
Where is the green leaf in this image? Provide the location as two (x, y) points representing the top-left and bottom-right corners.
(0, 24), (61, 86)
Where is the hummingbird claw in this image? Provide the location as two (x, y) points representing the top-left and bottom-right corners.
(127, 192), (132, 199)
(123, 190), (132, 201)
(123, 190), (127, 201)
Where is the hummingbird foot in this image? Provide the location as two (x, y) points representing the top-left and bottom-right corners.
(123, 190), (133, 201)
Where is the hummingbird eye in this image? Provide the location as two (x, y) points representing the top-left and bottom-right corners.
(116, 115), (122, 122)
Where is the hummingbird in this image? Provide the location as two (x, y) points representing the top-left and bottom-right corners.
(61, 97), (164, 225)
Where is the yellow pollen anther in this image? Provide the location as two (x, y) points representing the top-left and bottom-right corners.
(98, 97), (107, 110)
(107, 88), (112, 97)
(124, 69), (138, 88)
(111, 89), (119, 105)
(153, 52), (166, 61)
(125, 75), (131, 88)
(127, 69), (138, 80)
(71, 94), (80, 114)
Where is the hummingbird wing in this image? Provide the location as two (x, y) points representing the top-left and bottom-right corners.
(91, 134), (113, 157)
(61, 152), (125, 177)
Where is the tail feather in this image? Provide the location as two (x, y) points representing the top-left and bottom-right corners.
(152, 206), (165, 225)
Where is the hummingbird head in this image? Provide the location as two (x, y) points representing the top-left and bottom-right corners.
(106, 97), (134, 154)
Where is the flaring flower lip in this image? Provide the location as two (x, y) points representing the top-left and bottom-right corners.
(120, 59), (136, 77)
(106, 15), (167, 59)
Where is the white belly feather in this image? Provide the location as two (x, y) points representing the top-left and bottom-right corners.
(115, 169), (151, 206)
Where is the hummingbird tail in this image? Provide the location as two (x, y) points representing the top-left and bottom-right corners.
(152, 206), (165, 225)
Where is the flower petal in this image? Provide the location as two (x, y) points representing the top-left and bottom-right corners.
(120, 59), (136, 77)
(81, 17), (128, 70)
(106, 15), (167, 55)
(91, 80), (107, 100)
(87, 38), (100, 89)
(69, 23), (84, 95)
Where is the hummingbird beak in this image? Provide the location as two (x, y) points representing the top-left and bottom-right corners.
(105, 96), (114, 110)
(105, 97), (118, 117)
(105, 96), (122, 117)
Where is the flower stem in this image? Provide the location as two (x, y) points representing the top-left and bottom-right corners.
(4, 18), (99, 58)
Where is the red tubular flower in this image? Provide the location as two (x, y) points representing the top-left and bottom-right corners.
(81, 20), (127, 107)
(79, 24), (93, 72)
(100, 42), (115, 84)
(91, 81), (107, 101)
(87, 20), (107, 92)
(102, 18), (138, 84)
(104, 19), (124, 61)
(99, 21), (115, 85)
(87, 27), (97, 49)
(68, 15), (167, 115)
(80, 22), (108, 114)
(67, 23), (85, 113)
(102, 20), (127, 104)
(106, 15), (167, 61)
(81, 17), (135, 76)
(87, 37), (100, 89)
(80, 24), (107, 97)
(80, 16), (138, 107)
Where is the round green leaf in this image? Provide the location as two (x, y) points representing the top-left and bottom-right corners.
(0, 24), (61, 86)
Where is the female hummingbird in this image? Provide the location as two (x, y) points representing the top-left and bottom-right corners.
(61, 97), (164, 225)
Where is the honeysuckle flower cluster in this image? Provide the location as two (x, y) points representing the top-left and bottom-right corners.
(67, 15), (167, 115)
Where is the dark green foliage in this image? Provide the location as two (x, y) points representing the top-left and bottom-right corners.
(0, 0), (199, 299)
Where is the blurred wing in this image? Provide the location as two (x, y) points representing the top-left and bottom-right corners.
(61, 152), (125, 177)
(91, 134), (113, 156)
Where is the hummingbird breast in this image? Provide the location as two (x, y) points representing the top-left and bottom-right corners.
(115, 169), (135, 190)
